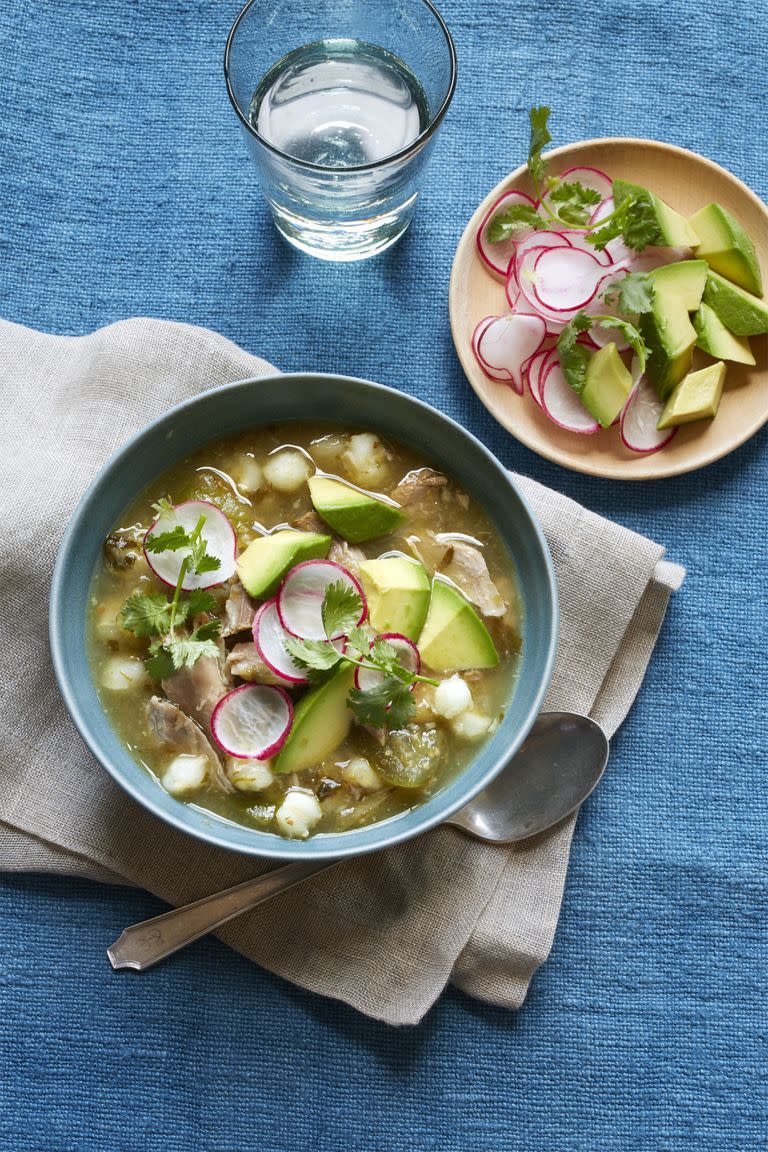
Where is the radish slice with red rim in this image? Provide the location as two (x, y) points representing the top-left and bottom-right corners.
(277, 560), (366, 641)
(471, 316), (497, 359)
(540, 360), (600, 434)
(211, 684), (293, 760)
(527, 347), (557, 408)
(252, 600), (310, 686)
(532, 246), (609, 314)
(476, 314), (547, 395)
(587, 320), (630, 352)
(476, 189), (538, 277)
(143, 499), (237, 590)
(560, 229), (613, 266)
(354, 633), (420, 692)
(620, 376), (677, 454)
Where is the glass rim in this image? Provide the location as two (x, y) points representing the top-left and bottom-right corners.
(223, 0), (458, 174)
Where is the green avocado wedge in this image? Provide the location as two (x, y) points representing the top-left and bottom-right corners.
(693, 302), (755, 365)
(701, 271), (768, 336)
(236, 529), (331, 599)
(308, 475), (406, 543)
(613, 178), (699, 248)
(358, 556), (431, 641)
(418, 579), (499, 672)
(657, 362), (727, 429)
(640, 261), (708, 399)
(274, 665), (355, 775)
(581, 343), (633, 428)
(689, 202), (763, 295)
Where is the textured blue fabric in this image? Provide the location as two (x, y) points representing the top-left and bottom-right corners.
(0, 1), (765, 1148)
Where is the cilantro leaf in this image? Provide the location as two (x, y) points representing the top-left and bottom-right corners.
(555, 313), (594, 394)
(283, 635), (343, 676)
(348, 677), (416, 731)
(346, 625), (374, 656)
(528, 106), (552, 190)
(185, 588), (217, 618)
(594, 316), (648, 375)
(145, 641), (176, 680)
(121, 591), (172, 638)
(144, 525), (189, 554)
(192, 619), (221, 641)
(547, 181), (601, 226)
(321, 581), (363, 641)
(487, 203), (544, 244)
(193, 551), (221, 575)
(164, 634), (221, 671)
(602, 271), (655, 315)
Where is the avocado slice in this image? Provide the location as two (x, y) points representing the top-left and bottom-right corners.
(274, 665), (355, 774)
(701, 271), (768, 336)
(613, 179), (699, 248)
(358, 556), (431, 641)
(657, 362), (726, 429)
(236, 530), (331, 599)
(640, 261), (708, 399)
(689, 203), (763, 295)
(693, 302), (755, 365)
(308, 476), (405, 543)
(581, 343), (633, 428)
(418, 579), (499, 672)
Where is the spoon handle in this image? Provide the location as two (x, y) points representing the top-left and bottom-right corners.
(106, 858), (336, 971)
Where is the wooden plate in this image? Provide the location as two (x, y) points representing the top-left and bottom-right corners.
(449, 138), (768, 479)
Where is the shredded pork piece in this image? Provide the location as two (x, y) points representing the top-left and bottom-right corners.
(226, 642), (286, 685)
(438, 542), (507, 617)
(328, 538), (367, 578)
(222, 580), (256, 638)
(147, 696), (232, 793)
(293, 509), (327, 533)
(392, 468), (448, 506)
(162, 648), (230, 729)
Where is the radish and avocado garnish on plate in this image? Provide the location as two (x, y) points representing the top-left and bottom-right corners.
(471, 106), (768, 455)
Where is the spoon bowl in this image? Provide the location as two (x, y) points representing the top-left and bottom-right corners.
(446, 712), (609, 842)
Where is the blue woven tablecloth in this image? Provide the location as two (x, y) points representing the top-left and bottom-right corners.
(0, 1), (765, 1148)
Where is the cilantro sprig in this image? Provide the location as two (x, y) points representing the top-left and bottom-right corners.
(556, 311), (650, 393)
(488, 107), (660, 252)
(120, 506), (222, 679)
(284, 582), (439, 730)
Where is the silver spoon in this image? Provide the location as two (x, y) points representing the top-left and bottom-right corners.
(107, 711), (608, 972)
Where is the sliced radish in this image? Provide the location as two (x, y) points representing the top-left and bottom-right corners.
(541, 360), (600, 434)
(211, 684), (293, 760)
(354, 633), (420, 692)
(541, 166), (613, 224)
(476, 313), (547, 395)
(144, 500), (237, 590)
(561, 230), (613, 267)
(252, 599), (310, 686)
(512, 229), (573, 285)
(620, 376), (677, 454)
(472, 315), (497, 364)
(527, 347), (558, 408)
(476, 190), (538, 277)
(532, 246), (609, 314)
(277, 560), (366, 641)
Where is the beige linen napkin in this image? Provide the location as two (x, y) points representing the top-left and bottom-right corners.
(0, 317), (684, 1024)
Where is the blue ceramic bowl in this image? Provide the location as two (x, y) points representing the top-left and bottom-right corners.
(50, 374), (558, 861)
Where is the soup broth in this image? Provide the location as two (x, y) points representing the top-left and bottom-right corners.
(88, 424), (522, 839)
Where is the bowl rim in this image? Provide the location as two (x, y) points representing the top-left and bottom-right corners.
(50, 371), (558, 860)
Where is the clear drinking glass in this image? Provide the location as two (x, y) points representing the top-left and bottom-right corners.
(224, 0), (457, 261)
